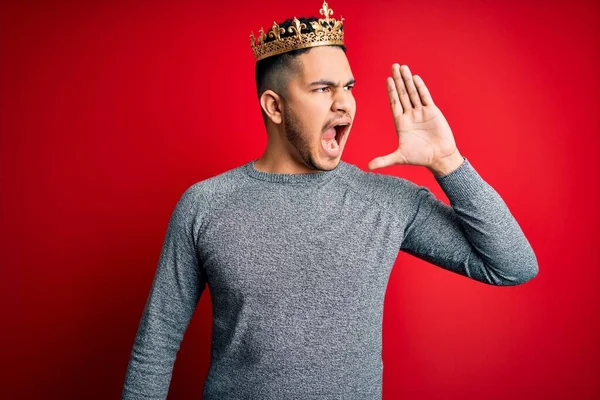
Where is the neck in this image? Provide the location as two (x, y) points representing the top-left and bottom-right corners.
(254, 149), (315, 174)
(254, 128), (318, 174)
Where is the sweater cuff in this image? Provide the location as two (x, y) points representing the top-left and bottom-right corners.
(434, 157), (487, 202)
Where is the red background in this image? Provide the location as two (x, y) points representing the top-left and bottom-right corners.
(2, 0), (598, 398)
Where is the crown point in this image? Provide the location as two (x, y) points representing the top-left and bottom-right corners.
(320, 1), (333, 22)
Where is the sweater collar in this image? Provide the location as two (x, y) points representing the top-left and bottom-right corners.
(244, 159), (347, 184)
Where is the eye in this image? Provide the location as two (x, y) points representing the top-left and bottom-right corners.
(315, 87), (331, 93)
(344, 85), (354, 91)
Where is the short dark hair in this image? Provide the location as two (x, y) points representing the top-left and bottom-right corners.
(255, 16), (347, 120)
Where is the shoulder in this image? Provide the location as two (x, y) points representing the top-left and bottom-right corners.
(182, 162), (252, 204)
(171, 162), (251, 224)
(337, 160), (431, 210)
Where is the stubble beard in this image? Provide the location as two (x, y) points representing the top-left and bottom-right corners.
(283, 106), (334, 172)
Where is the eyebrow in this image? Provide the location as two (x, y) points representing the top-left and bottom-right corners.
(307, 78), (356, 88)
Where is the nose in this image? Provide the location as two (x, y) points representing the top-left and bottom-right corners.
(331, 88), (354, 114)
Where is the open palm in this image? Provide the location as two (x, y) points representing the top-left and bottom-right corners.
(368, 64), (461, 173)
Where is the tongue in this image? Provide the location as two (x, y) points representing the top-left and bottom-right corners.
(321, 126), (340, 157)
(322, 127), (336, 141)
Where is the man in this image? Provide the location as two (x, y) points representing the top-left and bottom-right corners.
(122, 2), (538, 399)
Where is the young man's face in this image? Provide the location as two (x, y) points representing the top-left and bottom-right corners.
(282, 46), (356, 171)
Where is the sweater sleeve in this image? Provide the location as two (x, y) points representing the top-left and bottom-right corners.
(400, 158), (538, 285)
(122, 185), (208, 399)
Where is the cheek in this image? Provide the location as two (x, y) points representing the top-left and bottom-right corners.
(303, 101), (328, 129)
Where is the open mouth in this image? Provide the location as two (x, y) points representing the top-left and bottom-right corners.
(332, 123), (350, 145)
(321, 121), (350, 157)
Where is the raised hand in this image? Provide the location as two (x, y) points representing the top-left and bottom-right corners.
(367, 64), (464, 176)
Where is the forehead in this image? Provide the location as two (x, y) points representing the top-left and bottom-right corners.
(294, 46), (353, 83)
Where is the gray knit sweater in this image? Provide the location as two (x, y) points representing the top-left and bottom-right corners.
(122, 157), (537, 399)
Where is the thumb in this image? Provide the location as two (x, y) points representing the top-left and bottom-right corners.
(367, 151), (403, 171)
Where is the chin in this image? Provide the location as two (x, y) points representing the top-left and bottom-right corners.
(316, 155), (342, 170)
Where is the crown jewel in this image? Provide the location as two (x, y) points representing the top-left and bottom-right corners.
(250, 1), (345, 61)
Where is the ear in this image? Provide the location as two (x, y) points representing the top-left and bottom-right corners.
(260, 90), (283, 125)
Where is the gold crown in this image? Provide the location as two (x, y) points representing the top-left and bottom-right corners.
(250, 1), (345, 61)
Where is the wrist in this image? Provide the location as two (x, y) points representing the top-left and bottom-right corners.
(427, 151), (464, 177)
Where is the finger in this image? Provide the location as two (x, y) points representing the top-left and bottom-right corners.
(392, 63), (412, 111)
(400, 65), (422, 108)
(367, 152), (401, 171)
(413, 75), (434, 106)
(386, 77), (403, 116)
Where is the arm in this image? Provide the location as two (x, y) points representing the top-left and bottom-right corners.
(368, 64), (537, 284)
(122, 185), (207, 399)
(400, 157), (538, 285)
